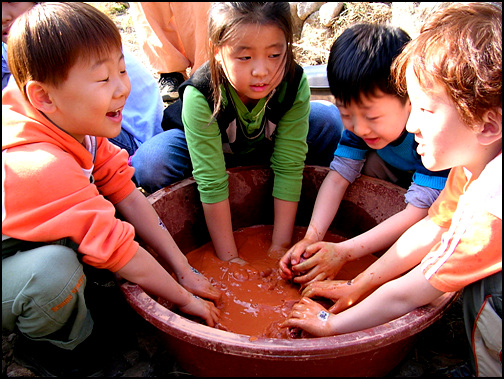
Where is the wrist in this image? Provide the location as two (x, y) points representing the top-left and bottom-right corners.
(337, 239), (360, 261)
(177, 289), (195, 310)
(305, 224), (323, 242)
(350, 271), (373, 296)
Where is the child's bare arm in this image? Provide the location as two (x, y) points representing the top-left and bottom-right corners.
(202, 199), (240, 262)
(279, 170), (349, 279)
(282, 264), (444, 336)
(299, 215), (446, 313)
(116, 247), (220, 326)
(289, 203), (428, 284)
(269, 198), (298, 257)
(115, 189), (221, 301)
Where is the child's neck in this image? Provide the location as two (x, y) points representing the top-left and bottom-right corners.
(465, 142), (502, 180)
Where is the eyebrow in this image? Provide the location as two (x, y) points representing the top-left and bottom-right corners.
(233, 42), (285, 53)
(91, 53), (125, 70)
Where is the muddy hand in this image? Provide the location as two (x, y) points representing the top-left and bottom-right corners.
(292, 241), (348, 285)
(302, 279), (360, 314)
(179, 295), (221, 327)
(179, 266), (222, 302)
(278, 238), (316, 281)
(229, 256), (248, 266)
(280, 297), (335, 337)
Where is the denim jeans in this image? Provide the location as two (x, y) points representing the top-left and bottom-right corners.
(126, 100), (344, 194)
(109, 128), (140, 157)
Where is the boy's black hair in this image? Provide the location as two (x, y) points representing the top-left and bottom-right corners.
(327, 23), (411, 106)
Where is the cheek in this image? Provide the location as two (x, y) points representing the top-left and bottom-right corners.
(222, 64), (240, 84)
(340, 118), (352, 130)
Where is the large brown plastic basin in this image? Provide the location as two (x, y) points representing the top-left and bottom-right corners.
(119, 165), (458, 377)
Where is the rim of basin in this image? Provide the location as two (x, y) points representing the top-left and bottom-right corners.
(119, 280), (459, 359)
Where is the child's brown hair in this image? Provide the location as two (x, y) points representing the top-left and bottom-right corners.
(7, 2), (122, 100)
(392, 2), (502, 130)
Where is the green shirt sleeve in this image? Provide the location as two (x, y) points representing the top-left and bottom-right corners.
(270, 72), (310, 202)
(182, 85), (229, 204)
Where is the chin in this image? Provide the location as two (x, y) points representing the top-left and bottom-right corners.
(422, 159), (445, 172)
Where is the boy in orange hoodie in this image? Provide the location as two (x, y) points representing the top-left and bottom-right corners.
(2, 3), (220, 376)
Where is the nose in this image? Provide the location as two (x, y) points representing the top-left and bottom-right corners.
(251, 59), (268, 78)
(351, 117), (370, 137)
(405, 112), (419, 134)
(405, 120), (417, 134)
(113, 74), (131, 99)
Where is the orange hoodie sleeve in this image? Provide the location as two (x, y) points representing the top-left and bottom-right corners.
(2, 136), (138, 272)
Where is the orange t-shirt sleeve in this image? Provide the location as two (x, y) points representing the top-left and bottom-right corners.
(422, 210), (502, 292)
(428, 167), (464, 228)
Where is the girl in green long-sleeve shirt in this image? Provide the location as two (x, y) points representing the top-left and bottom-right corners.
(178, 3), (343, 264)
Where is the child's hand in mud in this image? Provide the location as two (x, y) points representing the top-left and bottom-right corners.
(290, 241), (349, 286)
(280, 297), (335, 337)
(278, 237), (317, 281)
(301, 278), (363, 314)
(179, 294), (221, 327)
(178, 266), (222, 302)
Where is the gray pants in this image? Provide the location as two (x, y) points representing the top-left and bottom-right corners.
(2, 243), (93, 350)
(362, 150), (413, 189)
(463, 271), (502, 376)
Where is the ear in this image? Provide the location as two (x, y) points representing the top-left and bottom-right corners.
(477, 108), (502, 145)
(25, 80), (57, 114)
(214, 47), (223, 65)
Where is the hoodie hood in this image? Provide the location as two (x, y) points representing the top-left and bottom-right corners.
(2, 79), (138, 272)
(2, 80), (94, 170)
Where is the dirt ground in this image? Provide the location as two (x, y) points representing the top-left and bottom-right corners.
(2, 3), (474, 377)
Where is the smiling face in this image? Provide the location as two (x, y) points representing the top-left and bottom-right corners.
(335, 91), (411, 150)
(405, 65), (481, 172)
(42, 49), (131, 143)
(2, 2), (35, 43)
(215, 23), (286, 107)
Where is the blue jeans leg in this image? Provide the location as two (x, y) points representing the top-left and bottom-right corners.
(108, 128), (139, 157)
(306, 100), (344, 166)
(130, 128), (192, 193)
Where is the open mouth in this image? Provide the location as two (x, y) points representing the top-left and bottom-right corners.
(250, 83), (269, 93)
(106, 108), (122, 120)
(363, 137), (380, 145)
(106, 110), (120, 117)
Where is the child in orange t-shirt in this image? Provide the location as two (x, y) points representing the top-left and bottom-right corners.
(282, 3), (501, 376)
